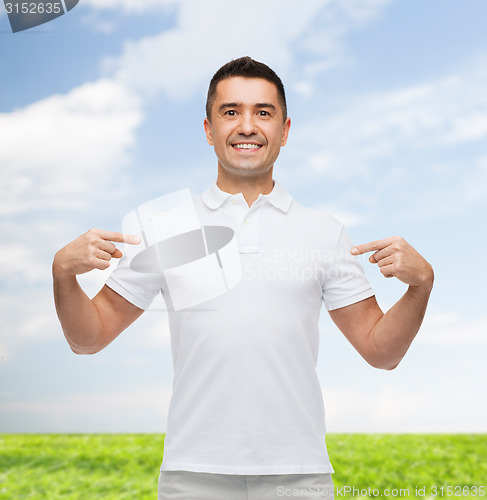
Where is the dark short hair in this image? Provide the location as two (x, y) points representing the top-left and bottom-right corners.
(206, 56), (287, 121)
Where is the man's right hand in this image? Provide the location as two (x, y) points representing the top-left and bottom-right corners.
(52, 229), (141, 279)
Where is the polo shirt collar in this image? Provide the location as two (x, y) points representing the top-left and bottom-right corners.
(201, 179), (293, 213)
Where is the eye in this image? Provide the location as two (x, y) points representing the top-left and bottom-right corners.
(258, 110), (270, 117)
(224, 110), (237, 116)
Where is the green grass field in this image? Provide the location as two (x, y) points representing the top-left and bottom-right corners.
(0, 434), (485, 499)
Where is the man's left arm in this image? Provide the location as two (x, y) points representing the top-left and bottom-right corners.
(328, 236), (434, 370)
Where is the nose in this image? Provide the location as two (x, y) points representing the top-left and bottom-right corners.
(236, 112), (258, 136)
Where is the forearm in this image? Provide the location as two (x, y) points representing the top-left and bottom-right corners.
(52, 266), (104, 354)
(368, 284), (432, 370)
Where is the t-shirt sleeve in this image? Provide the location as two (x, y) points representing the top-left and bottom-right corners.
(322, 224), (375, 311)
(105, 253), (162, 311)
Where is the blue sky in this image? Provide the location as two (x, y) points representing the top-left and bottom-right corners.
(0, 0), (486, 434)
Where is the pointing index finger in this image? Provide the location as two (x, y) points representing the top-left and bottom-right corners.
(351, 237), (395, 255)
(97, 230), (141, 245)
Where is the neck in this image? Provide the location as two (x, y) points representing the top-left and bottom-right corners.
(216, 165), (274, 207)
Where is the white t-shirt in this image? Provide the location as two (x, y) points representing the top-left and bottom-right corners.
(106, 180), (374, 475)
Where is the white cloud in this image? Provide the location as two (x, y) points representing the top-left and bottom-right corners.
(0, 79), (142, 216)
(294, 69), (487, 178)
(0, 71), (162, 368)
(82, 0), (391, 24)
(324, 384), (487, 432)
(0, 290), (58, 339)
(80, 12), (117, 35)
(0, 77), (144, 367)
(286, 54), (487, 221)
(293, 81), (315, 99)
(462, 154), (487, 204)
(0, 239), (122, 363)
(417, 313), (487, 345)
(82, 0), (178, 13)
(0, 385), (173, 432)
(104, 0), (390, 99)
(0, 288), (60, 367)
(0, 244), (48, 284)
(79, 0), (178, 33)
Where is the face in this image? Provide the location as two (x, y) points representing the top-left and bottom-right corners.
(204, 77), (291, 180)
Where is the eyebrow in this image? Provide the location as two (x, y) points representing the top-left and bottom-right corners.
(218, 102), (277, 112)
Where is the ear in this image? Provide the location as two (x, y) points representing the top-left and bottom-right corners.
(281, 117), (291, 147)
(203, 117), (214, 146)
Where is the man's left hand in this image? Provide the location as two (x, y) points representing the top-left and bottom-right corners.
(351, 236), (434, 289)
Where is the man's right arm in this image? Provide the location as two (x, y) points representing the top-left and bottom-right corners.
(52, 229), (143, 355)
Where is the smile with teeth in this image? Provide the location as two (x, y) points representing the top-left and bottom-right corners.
(232, 143), (262, 150)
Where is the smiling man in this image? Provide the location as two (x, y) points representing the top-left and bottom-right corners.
(53, 57), (434, 499)
(203, 75), (290, 193)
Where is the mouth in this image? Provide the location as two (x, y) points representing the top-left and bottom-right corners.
(231, 143), (263, 151)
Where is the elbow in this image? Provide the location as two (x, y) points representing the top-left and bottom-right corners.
(68, 340), (101, 355)
(70, 345), (98, 355)
(64, 330), (103, 355)
(382, 361), (400, 371)
(365, 355), (401, 371)
(365, 335), (403, 370)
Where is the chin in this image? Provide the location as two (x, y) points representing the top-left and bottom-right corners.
(226, 166), (270, 178)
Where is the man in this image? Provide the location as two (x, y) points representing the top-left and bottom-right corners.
(53, 57), (434, 499)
